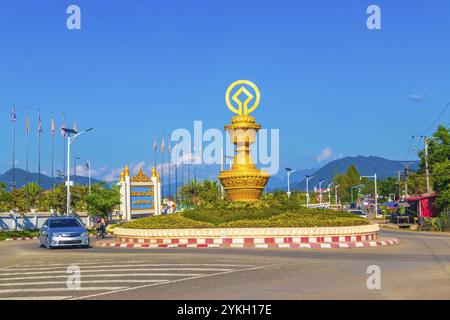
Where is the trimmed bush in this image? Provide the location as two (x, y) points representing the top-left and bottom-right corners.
(121, 206), (369, 229)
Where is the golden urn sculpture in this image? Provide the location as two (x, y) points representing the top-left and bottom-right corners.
(219, 80), (270, 201)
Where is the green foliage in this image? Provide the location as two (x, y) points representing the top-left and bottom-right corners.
(0, 229), (40, 241)
(432, 160), (450, 211)
(86, 185), (120, 217)
(178, 179), (222, 207)
(122, 200), (369, 229)
(333, 165), (361, 203)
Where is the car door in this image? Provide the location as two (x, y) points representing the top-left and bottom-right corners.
(40, 220), (49, 244)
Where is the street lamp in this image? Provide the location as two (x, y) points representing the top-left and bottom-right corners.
(305, 175), (314, 208)
(327, 183), (333, 207)
(318, 180), (326, 207)
(76, 156), (92, 195)
(361, 174), (379, 217)
(285, 168), (296, 198)
(351, 184), (365, 205)
(334, 184), (340, 207)
(63, 127), (93, 216)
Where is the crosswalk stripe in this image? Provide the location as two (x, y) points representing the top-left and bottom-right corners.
(9, 263), (255, 271)
(0, 268), (235, 276)
(0, 280), (170, 287)
(0, 296), (73, 300)
(0, 287), (127, 294)
(0, 273), (205, 282)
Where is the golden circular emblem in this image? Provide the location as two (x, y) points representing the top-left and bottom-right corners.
(225, 80), (261, 116)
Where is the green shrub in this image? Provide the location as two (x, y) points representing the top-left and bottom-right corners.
(120, 206), (369, 229)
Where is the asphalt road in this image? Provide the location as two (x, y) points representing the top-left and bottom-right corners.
(0, 229), (448, 300)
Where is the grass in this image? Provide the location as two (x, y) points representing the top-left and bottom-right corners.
(0, 230), (40, 241)
(121, 206), (369, 229)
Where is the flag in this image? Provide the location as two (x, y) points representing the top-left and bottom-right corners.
(26, 110), (29, 134)
(153, 134), (157, 151)
(168, 135), (172, 154)
(161, 136), (165, 153)
(61, 114), (66, 137)
(51, 113), (55, 136)
(38, 111), (43, 134)
(11, 105), (16, 122)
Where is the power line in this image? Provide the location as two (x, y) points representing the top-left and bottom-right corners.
(420, 101), (450, 136)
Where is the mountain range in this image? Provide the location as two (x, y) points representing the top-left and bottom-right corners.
(1, 156), (419, 193)
(0, 168), (100, 190)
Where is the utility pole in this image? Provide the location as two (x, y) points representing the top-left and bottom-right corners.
(397, 170), (401, 200)
(423, 136), (432, 194)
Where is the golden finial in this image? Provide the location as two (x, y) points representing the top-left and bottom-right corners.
(225, 80), (261, 116)
(120, 170), (125, 182)
(151, 167), (160, 182)
(124, 165), (130, 177)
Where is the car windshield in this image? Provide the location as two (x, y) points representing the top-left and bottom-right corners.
(50, 219), (82, 228)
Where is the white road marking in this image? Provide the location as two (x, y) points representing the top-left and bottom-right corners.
(9, 263), (255, 271)
(0, 280), (170, 287)
(70, 264), (283, 300)
(0, 268), (235, 276)
(0, 296), (73, 300)
(0, 273), (205, 281)
(0, 287), (127, 294)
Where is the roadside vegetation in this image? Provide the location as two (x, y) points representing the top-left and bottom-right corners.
(122, 193), (369, 229)
(0, 229), (40, 241)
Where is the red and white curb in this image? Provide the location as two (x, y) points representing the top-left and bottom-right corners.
(5, 237), (38, 241)
(95, 238), (399, 249)
(117, 233), (377, 245)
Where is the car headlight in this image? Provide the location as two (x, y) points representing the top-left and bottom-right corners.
(81, 232), (87, 237)
(50, 233), (61, 238)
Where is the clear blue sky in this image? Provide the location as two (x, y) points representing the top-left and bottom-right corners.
(1, 0), (449, 181)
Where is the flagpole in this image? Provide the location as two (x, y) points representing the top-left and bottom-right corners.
(38, 110), (41, 189)
(11, 105), (16, 191)
(168, 134), (171, 200)
(25, 108), (29, 211)
(73, 116), (77, 186)
(51, 113), (55, 196)
(161, 134), (165, 200)
(62, 114), (66, 183)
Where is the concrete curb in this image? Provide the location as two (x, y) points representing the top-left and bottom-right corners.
(117, 233), (378, 245)
(5, 237), (38, 241)
(94, 238), (399, 249)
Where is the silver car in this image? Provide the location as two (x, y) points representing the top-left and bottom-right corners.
(39, 217), (90, 249)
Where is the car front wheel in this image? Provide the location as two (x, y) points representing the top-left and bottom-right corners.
(45, 238), (53, 250)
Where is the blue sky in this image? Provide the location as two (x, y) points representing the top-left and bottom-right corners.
(1, 0), (449, 181)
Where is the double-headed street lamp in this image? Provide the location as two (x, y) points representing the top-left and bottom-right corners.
(76, 156), (92, 195)
(305, 175), (314, 208)
(285, 168), (296, 198)
(334, 184), (340, 206)
(351, 184), (365, 204)
(360, 174), (378, 217)
(318, 180), (326, 206)
(62, 127), (94, 216)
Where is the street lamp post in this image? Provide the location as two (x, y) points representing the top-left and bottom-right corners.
(327, 183), (333, 207)
(285, 168), (296, 198)
(334, 184), (340, 207)
(63, 128), (93, 216)
(76, 157), (92, 194)
(361, 174), (379, 217)
(319, 180), (326, 207)
(305, 175), (314, 208)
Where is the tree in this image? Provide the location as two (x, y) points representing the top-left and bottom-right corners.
(178, 180), (222, 207)
(333, 165), (361, 204)
(432, 160), (450, 211)
(86, 186), (120, 217)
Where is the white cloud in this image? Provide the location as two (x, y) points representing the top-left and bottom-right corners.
(316, 147), (334, 163)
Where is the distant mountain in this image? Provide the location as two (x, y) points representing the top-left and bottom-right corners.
(293, 156), (419, 191)
(0, 168), (102, 190)
(266, 168), (317, 191)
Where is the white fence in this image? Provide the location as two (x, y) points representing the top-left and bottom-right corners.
(0, 213), (91, 231)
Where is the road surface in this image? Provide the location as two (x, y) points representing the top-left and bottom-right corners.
(0, 229), (448, 300)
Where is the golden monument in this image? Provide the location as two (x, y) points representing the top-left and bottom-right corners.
(219, 80), (270, 201)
